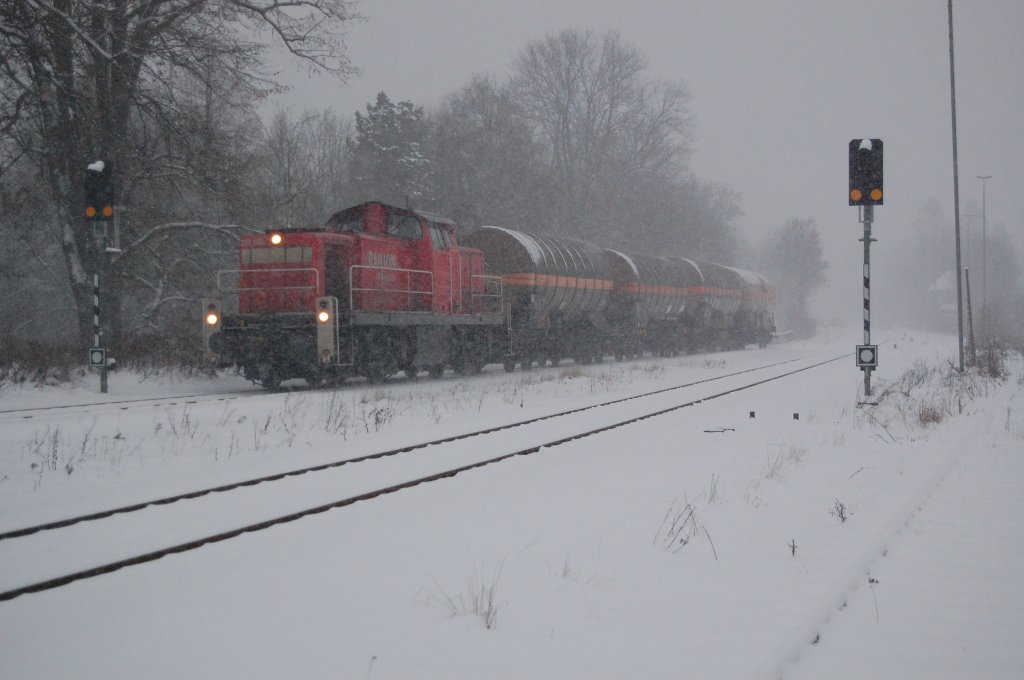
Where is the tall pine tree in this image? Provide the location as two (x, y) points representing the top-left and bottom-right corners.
(347, 93), (429, 206)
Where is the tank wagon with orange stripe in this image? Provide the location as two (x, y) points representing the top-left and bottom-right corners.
(461, 227), (621, 367)
(202, 201), (775, 388)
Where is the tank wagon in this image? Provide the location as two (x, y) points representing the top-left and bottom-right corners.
(203, 201), (775, 387)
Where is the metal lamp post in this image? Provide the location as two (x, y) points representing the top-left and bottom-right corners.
(976, 175), (991, 339)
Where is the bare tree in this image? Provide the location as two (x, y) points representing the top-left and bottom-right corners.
(0, 0), (360, 349)
(510, 29), (692, 240)
(426, 76), (546, 232)
(247, 109), (352, 228)
(758, 218), (827, 337)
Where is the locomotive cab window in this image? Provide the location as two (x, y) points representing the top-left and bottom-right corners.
(429, 223), (452, 250)
(325, 207), (365, 233)
(335, 215), (365, 233)
(386, 213), (423, 241)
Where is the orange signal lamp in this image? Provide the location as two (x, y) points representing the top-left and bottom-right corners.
(102, 206), (114, 218)
(849, 189), (863, 203)
(86, 206), (97, 218)
(870, 189), (883, 202)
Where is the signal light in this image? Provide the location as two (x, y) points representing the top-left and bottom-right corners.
(269, 232), (283, 246)
(849, 139), (883, 206)
(84, 159), (115, 221)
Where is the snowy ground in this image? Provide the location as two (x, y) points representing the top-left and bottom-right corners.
(0, 328), (1021, 679)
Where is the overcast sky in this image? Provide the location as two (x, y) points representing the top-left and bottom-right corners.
(265, 0), (1022, 306)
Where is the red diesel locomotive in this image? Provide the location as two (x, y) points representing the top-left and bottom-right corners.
(203, 201), (775, 388)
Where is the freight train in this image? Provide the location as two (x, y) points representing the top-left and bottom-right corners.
(203, 201), (775, 389)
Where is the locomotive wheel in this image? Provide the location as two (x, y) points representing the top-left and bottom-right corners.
(259, 368), (282, 391)
(359, 332), (398, 383)
(363, 359), (396, 383)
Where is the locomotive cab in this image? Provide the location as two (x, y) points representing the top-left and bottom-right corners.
(204, 202), (504, 388)
(324, 203), (471, 316)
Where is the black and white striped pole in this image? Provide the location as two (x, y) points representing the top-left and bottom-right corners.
(89, 234), (109, 394)
(89, 274), (105, 388)
(85, 159), (115, 393)
(92, 275), (100, 349)
(859, 206), (877, 396)
(850, 139), (882, 397)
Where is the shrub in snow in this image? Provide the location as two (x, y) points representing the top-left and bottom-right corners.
(654, 496), (718, 559)
(869, 354), (1009, 435)
(428, 561), (506, 630)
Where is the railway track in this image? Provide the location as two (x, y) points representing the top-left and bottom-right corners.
(0, 341), (801, 422)
(0, 351), (847, 603)
(0, 387), (262, 421)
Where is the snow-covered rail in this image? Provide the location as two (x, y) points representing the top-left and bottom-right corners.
(0, 352), (848, 602)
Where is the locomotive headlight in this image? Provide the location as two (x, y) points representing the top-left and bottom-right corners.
(269, 232), (283, 246)
(205, 302), (220, 327)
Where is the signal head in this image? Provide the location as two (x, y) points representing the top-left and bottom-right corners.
(84, 159), (114, 221)
(848, 139), (883, 206)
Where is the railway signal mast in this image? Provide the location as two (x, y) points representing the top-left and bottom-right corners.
(849, 139), (883, 397)
(84, 159), (118, 393)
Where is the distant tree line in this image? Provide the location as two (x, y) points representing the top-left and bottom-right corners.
(875, 199), (1022, 347)
(1, 3), (835, 370)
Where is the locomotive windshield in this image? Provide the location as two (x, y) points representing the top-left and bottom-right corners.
(386, 213), (423, 241)
(324, 206), (365, 233)
(334, 215), (365, 233)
